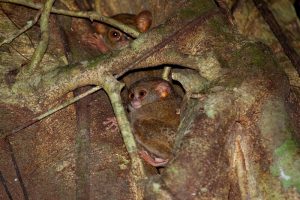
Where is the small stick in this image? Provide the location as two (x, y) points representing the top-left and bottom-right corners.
(21, 0), (55, 76)
(0, 9), (42, 46)
(2, 86), (101, 139)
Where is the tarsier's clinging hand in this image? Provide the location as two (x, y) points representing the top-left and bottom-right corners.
(128, 77), (181, 167)
(84, 10), (152, 53)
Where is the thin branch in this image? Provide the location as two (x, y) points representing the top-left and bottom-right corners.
(2, 86), (101, 138)
(0, 0), (140, 38)
(19, 0), (55, 76)
(7, 45), (31, 61)
(5, 137), (29, 200)
(0, 170), (13, 200)
(253, 0), (300, 75)
(0, 4), (35, 48)
(0, 9), (41, 46)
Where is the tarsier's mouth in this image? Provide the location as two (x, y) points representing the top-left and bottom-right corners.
(139, 150), (169, 167)
(131, 102), (142, 109)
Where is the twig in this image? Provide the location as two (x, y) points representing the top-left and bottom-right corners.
(0, 9), (41, 46)
(7, 45), (30, 61)
(1, 86), (101, 139)
(0, 0), (139, 38)
(4, 137), (29, 200)
(20, 0), (55, 76)
(253, 0), (300, 75)
(0, 4), (35, 48)
(0, 170), (13, 200)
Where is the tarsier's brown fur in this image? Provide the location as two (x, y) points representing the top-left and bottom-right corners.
(127, 78), (181, 167)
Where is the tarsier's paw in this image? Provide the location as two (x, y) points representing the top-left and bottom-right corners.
(82, 33), (100, 47)
(103, 117), (119, 132)
(82, 33), (109, 53)
(139, 150), (169, 167)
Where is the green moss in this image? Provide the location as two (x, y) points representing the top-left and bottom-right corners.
(231, 43), (269, 71)
(88, 54), (111, 69)
(131, 36), (147, 52)
(271, 139), (300, 191)
(276, 140), (298, 157)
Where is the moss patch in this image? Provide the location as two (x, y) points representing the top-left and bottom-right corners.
(271, 139), (300, 191)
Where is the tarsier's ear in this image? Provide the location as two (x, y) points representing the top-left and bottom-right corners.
(93, 22), (108, 35)
(135, 10), (152, 33)
(155, 82), (171, 98)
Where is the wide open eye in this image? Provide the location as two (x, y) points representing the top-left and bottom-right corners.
(129, 93), (135, 99)
(109, 29), (121, 41)
(139, 90), (147, 97)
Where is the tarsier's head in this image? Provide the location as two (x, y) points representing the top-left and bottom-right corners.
(128, 78), (175, 110)
(94, 10), (152, 50)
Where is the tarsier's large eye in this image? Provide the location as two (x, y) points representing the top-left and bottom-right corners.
(129, 93), (135, 99)
(109, 29), (122, 41)
(139, 90), (147, 97)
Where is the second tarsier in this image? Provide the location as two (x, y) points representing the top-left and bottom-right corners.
(84, 10), (152, 53)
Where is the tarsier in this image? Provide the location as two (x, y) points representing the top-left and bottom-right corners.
(127, 77), (181, 167)
(84, 10), (152, 53)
